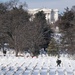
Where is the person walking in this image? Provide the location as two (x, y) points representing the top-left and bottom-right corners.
(3, 50), (6, 56)
(56, 57), (61, 67)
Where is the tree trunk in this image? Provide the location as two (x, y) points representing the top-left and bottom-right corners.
(15, 49), (18, 57)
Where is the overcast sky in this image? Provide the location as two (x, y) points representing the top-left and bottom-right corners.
(0, 0), (75, 13)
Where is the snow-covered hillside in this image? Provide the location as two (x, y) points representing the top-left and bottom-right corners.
(0, 55), (75, 75)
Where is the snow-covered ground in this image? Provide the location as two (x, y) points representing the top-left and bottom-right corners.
(0, 55), (75, 75)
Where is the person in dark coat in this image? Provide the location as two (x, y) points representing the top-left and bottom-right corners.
(3, 50), (6, 56)
(56, 58), (61, 67)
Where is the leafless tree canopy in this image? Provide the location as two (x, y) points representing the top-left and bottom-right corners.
(0, 0), (52, 56)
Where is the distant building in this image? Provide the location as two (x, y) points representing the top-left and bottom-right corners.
(28, 8), (58, 23)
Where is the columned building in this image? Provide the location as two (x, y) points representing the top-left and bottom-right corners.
(28, 8), (58, 23)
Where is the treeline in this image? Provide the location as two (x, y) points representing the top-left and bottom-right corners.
(56, 6), (75, 55)
(1, 0), (75, 57)
(0, 0), (53, 56)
